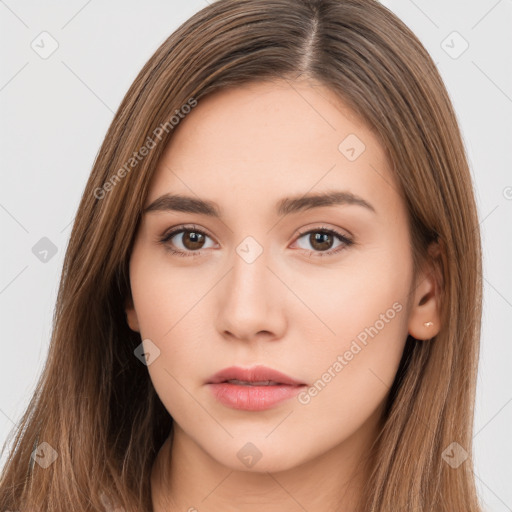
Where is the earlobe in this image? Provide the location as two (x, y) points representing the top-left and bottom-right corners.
(124, 295), (140, 333)
(407, 243), (443, 341)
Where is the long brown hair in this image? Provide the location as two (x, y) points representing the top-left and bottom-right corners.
(0, 0), (483, 510)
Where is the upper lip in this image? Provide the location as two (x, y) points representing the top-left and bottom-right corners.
(207, 365), (306, 386)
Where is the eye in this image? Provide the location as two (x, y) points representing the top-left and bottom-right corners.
(158, 224), (354, 258)
(158, 224), (217, 257)
(292, 226), (354, 257)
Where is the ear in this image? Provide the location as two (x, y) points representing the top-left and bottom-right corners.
(407, 242), (443, 341)
(125, 294), (140, 333)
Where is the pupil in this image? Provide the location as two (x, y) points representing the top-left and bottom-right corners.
(184, 231), (204, 250)
(311, 232), (332, 251)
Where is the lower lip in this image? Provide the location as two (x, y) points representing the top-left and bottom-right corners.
(208, 382), (305, 411)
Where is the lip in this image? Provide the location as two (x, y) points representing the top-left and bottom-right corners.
(207, 365), (305, 386)
(206, 365), (306, 411)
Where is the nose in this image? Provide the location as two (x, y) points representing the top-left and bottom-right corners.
(214, 243), (287, 343)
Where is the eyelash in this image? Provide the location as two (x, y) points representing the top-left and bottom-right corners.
(158, 224), (354, 258)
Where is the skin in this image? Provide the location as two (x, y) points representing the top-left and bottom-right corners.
(125, 78), (440, 512)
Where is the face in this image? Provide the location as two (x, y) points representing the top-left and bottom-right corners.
(125, 78), (438, 473)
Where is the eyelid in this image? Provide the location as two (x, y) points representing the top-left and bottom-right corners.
(160, 223), (215, 241)
(157, 224), (219, 247)
(293, 223), (354, 240)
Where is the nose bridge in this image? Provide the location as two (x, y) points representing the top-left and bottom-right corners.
(215, 233), (285, 339)
(229, 234), (273, 307)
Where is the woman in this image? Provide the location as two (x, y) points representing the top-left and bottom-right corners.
(0, 0), (483, 510)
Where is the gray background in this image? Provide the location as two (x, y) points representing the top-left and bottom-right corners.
(1, 1), (511, 510)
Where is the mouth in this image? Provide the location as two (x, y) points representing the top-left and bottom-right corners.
(207, 364), (306, 387)
(222, 379), (284, 386)
(206, 365), (306, 411)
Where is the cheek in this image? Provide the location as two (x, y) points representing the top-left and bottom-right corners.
(128, 247), (213, 415)
(129, 246), (208, 342)
(288, 243), (411, 348)
(291, 314), (407, 464)
(284, 283), (408, 464)
(287, 247), (411, 416)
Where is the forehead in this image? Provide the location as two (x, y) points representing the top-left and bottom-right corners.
(146, 79), (403, 221)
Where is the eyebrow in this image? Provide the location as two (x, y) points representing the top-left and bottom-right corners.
(143, 190), (376, 217)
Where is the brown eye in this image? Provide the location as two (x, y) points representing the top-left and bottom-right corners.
(160, 226), (216, 256)
(308, 232), (335, 251)
(294, 227), (354, 257)
(180, 230), (206, 250)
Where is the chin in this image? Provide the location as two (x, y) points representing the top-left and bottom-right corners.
(206, 439), (310, 474)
